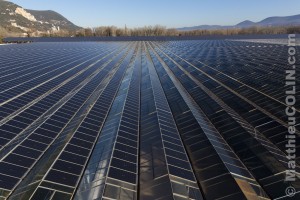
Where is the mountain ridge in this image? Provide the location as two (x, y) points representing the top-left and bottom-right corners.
(178, 14), (300, 31)
(0, 0), (81, 36)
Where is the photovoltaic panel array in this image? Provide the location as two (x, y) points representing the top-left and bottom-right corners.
(0, 39), (299, 200)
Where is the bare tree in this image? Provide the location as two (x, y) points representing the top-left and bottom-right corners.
(75, 29), (85, 37)
(31, 24), (300, 38)
(51, 29), (71, 37)
(94, 27), (106, 36)
(144, 26), (152, 36)
(166, 28), (178, 36)
(84, 28), (93, 37)
(153, 25), (166, 36)
(116, 28), (125, 36)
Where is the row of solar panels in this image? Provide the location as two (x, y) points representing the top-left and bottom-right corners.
(0, 40), (299, 200)
(3, 34), (295, 43)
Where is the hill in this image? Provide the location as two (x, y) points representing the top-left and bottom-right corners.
(178, 14), (300, 31)
(0, 0), (81, 36)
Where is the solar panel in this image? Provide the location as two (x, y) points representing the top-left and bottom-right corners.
(0, 39), (298, 200)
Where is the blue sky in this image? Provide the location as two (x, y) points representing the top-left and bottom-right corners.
(9, 0), (300, 28)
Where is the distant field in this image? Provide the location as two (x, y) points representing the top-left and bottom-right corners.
(0, 40), (299, 199)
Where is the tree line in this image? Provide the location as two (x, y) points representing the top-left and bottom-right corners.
(72, 25), (300, 37)
(1, 25), (300, 42)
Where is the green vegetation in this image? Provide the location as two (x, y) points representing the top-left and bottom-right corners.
(0, 0), (81, 38)
(0, 27), (8, 43)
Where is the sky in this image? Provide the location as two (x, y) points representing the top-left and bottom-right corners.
(8, 0), (300, 28)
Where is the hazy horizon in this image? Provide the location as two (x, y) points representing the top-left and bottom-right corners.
(5, 0), (300, 28)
